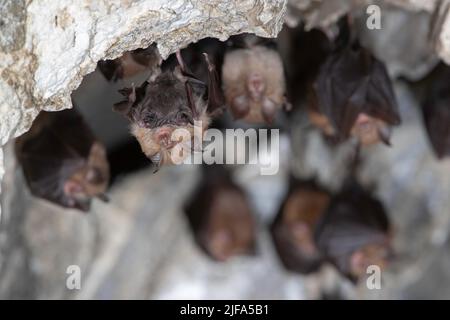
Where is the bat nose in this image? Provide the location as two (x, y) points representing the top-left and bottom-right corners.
(247, 74), (265, 98)
(155, 127), (173, 146)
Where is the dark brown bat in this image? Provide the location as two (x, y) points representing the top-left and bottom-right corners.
(221, 34), (290, 124)
(15, 108), (110, 212)
(421, 62), (450, 159)
(97, 44), (162, 81)
(314, 181), (392, 283)
(279, 25), (332, 108)
(184, 165), (256, 262)
(311, 18), (401, 146)
(113, 50), (224, 168)
(271, 178), (330, 274)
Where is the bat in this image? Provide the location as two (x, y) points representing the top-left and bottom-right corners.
(97, 44), (162, 81)
(183, 165), (256, 262)
(421, 62), (450, 159)
(314, 181), (391, 283)
(311, 18), (401, 146)
(279, 25), (332, 108)
(221, 33), (290, 124)
(15, 108), (110, 212)
(113, 50), (224, 169)
(271, 178), (330, 274)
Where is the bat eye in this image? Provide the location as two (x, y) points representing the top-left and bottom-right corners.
(177, 111), (192, 123)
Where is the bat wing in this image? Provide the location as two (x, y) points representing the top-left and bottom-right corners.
(366, 58), (400, 125)
(202, 53), (225, 117)
(16, 110), (94, 210)
(423, 66), (450, 158)
(315, 45), (400, 140)
(423, 100), (450, 158)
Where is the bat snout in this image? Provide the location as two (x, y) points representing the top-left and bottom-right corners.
(247, 74), (265, 101)
(154, 127), (174, 146)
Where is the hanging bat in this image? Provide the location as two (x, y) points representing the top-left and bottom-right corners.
(184, 165), (256, 262)
(113, 50), (224, 168)
(421, 62), (450, 159)
(271, 178), (330, 274)
(15, 108), (110, 212)
(314, 181), (392, 283)
(280, 25), (332, 108)
(97, 44), (162, 81)
(221, 33), (290, 124)
(311, 18), (401, 146)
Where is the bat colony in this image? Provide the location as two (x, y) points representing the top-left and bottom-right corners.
(14, 13), (449, 284)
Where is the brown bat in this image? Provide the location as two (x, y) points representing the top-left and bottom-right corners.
(97, 44), (162, 81)
(15, 108), (110, 212)
(280, 25), (332, 108)
(184, 165), (256, 262)
(114, 50), (224, 168)
(311, 18), (401, 146)
(314, 181), (392, 283)
(221, 34), (290, 124)
(421, 62), (450, 159)
(271, 178), (330, 274)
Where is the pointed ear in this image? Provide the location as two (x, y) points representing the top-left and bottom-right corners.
(203, 53), (225, 115)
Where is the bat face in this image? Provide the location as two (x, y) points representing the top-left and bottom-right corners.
(422, 64), (450, 159)
(15, 109), (110, 212)
(350, 113), (392, 146)
(98, 44), (162, 81)
(64, 142), (109, 208)
(271, 181), (330, 274)
(184, 166), (256, 262)
(312, 42), (400, 146)
(115, 52), (223, 168)
(222, 43), (287, 124)
(314, 182), (391, 282)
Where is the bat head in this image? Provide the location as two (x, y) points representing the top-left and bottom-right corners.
(222, 45), (286, 123)
(201, 186), (256, 262)
(63, 142), (110, 210)
(314, 182), (391, 282)
(114, 69), (209, 165)
(115, 71), (197, 128)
